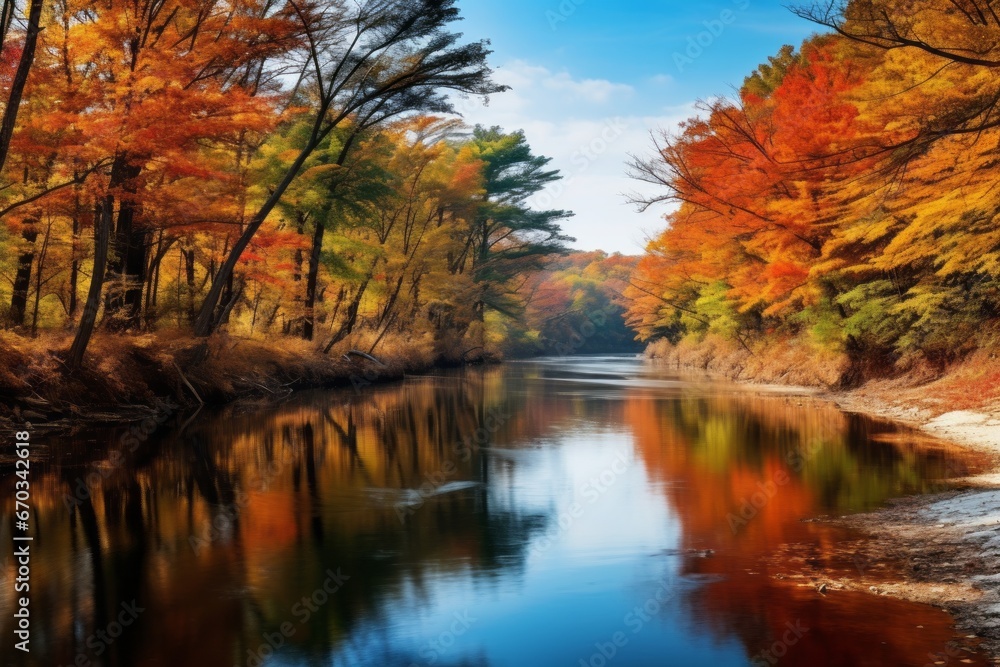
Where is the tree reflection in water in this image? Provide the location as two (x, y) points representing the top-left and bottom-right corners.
(0, 357), (990, 667)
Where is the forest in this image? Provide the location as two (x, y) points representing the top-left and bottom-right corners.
(4, 2), (1000, 665)
(0, 0), (641, 412)
(626, 0), (1000, 388)
(4, 0), (1000, 411)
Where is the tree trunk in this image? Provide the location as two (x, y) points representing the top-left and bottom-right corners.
(7, 222), (38, 327)
(68, 188), (82, 319)
(264, 302), (281, 329)
(194, 137), (322, 336)
(249, 289), (262, 334)
(29, 219), (52, 336)
(368, 309), (399, 355)
(302, 217), (325, 341)
(325, 276), (370, 351)
(218, 268), (235, 326)
(293, 211), (306, 282)
(409, 274), (423, 319)
(376, 273), (405, 330)
(216, 279), (244, 329)
(68, 197), (112, 369)
(145, 231), (167, 327)
(329, 286), (345, 327)
(0, 0), (43, 173)
(184, 248), (196, 322)
(194, 126), (357, 337)
(0, 0), (17, 53)
(105, 161), (145, 330)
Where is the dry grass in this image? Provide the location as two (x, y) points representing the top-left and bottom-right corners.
(646, 334), (850, 388)
(851, 349), (1000, 418)
(928, 350), (1000, 411)
(0, 330), (169, 423)
(646, 333), (1000, 418)
(0, 328), (454, 426)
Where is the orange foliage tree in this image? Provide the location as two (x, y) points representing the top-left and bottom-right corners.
(627, 4), (1000, 373)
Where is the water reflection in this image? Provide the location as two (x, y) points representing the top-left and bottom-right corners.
(0, 356), (989, 666)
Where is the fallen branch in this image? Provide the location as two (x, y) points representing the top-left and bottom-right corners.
(461, 346), (484, 360)
(177, 405), (204, 435)
(342, 349), (387, 367)
(172, 360), (204, 405)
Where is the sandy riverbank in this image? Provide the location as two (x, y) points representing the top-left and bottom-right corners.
(814, 390), (1000, 665)
(646, 338), (1000, 662)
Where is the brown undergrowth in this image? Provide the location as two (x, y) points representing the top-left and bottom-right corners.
(0, 329), (476, 430)
(646, 335), (1000, 418)
(645, 335), (851, 388)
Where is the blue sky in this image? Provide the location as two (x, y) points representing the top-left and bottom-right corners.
(451, 0), (821, 254)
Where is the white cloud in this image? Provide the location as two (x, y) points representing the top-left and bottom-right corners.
(494, 60), (635, 104)
(451, 61), (694, 255)
(542, 71), (635, 103)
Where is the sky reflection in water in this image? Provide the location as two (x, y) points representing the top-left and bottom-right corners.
(0, 356), (990, 667)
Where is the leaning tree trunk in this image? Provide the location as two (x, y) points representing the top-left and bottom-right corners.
(67, 197), (112, 370)
(194, 139), (321, 336)
(217, 268), (235, 327)
(195, 127), (359, 337)
(0, 0), (17, 53)
(184, 248), (196, 322)
(0, 0), (43, 173)
(302, 134), (357, 342)
(324, 275), (371, 352)
(29, 219), (52, 336)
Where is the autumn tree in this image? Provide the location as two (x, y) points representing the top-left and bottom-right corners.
(448, 126), (573, 330)
(192, 0), (506, 337)
(315, 118), (481, 351)
(795, 0), (1000, 158)
(628, 19), (1000, 375)
(504, 252), (641, 357)
(45, 0), (299, 364)
(628, 39), (879, 339)
(0, 0), (585, 377)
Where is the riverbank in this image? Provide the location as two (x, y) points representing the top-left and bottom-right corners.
(645, 335), (1000, 459)
(820, 393), (1000, 665)
(647, 336), (1000, 662)
(0, 329), (479, 432)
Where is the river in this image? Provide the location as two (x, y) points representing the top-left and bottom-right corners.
(1, 355), (990, 666)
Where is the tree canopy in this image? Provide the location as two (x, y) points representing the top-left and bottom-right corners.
(0, 0), (597, 368)
(627, 0), (1000, 372)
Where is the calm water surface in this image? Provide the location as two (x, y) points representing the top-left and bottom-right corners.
(1, 356), (991, 666)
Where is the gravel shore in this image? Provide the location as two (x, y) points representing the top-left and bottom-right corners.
(823, 394), (1000, 664)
